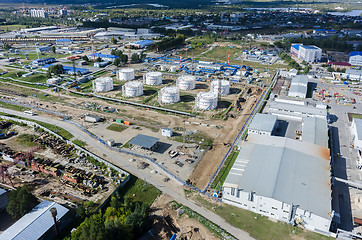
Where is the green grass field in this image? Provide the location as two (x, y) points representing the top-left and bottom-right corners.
(0, 25), (27, 32)
(0, 101), (30, 112)
(211, 151), (239, 190)
(106, 123), (128, 132)
(72, 139), (87, 147)
(194, 195), (333, 240)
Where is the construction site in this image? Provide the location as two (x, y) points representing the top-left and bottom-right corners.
(0, 120), (127, 208)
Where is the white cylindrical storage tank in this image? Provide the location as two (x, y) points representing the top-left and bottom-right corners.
(211, 79), (230, 96)
(160, 65), (167, 71)
(92, 77), (113, 92)
(144, 72), (162, 85)
(177, 75), (196, 90)
(196, 92), (218, 110)
(169, 66), (177, 72)
(122, 81), (143, 97)
(158, 86), (180, 104)
(117, 68), (135, 81)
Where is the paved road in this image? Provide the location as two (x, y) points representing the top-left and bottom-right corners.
(0, 107), (254, 240)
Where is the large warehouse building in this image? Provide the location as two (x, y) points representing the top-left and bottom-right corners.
(288, 75), (308, 99)
(349, 51), (362, 66)
(268, 101), (328, 121)
(222, 134), (333, 234)
(248, 113), (277, 136)
(290, 44), (322, 63)
(0, 200), (69, 240)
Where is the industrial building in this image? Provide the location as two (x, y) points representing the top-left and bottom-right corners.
(128, 40), (153, 48)
(161, 128), (173, 137)
(248, 113), (277, 136)
(88, 53), (119, 63)
(351, 118), (362, 152)
(41, 64), (90, 75)
(92, 77), (113, 92)
(85, 114), (101, 123)
(56, 39), (72, 46)
(128, 134), (159, 151)
(268, 101), (328, 121)
(280, 69), (298, 78)
(290, 44), (322, 63)
(344, 69), (362, 81)
(222, 134), (333, 234)
(301, 117), (328, 147)
(0, 188), (8, 212)
(288, 75), (309, 99)
(31, 57), (56, 66)
(0, 200), (70, 240)
(349, 51), (362, 66)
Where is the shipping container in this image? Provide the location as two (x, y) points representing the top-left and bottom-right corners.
(123, 121), (131, 126)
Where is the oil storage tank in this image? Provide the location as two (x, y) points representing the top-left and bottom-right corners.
(117, 68), (135, 81)
(92, 77), (113, 92)
(122, 81), (143, 97)
(177, 75), (196, 90)
(195, 92), (218, 110)
(144, 72), (162, 85)
(158, 86), (180, 104)
(211, 79), (230, 96)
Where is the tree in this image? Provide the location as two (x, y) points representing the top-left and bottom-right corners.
(82, 55), (89, 62)
(327, 66), (333, 72)
(126, 204), (148, 237)
(111, 37), (118, 45)
(131, 53), (140, 63)
(3, 43), (11, 50)
(51, 46), (56, 53)
(113, 58), (121, 67)
(6, 185), (38, 219)
(96, 57), (102, 62)
(48, 64), (64, 75)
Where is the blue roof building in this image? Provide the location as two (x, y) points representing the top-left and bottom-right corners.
(31, 57), (56, 66)
(89, 53), (119, 62)
(349, 51), (362, 66)
(129, 40), (154, 48)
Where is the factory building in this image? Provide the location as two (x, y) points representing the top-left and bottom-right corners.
(349, 51), (362, 66)
(288, 75), (308, 99)
(128, 40), (154, 48)
(290, 44), (322, 63)
(0, 200), (70, 240)
(31, 57), (56, 66)
(222, 134), (333, 234)
(344, 69), (362, 81)
(0, 188), (8, 212)
(88, 53), (119, 63)
(56, 39), (72, 46)
(248, 113), (277, 136)
(268, 101), (327, 121)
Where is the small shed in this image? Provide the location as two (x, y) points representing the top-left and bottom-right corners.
(161, 128), (173, 137)
(129, 134), (159, 151)
(85, 114), (101, 123)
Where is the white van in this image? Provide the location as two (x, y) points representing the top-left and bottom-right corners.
(23, 110), (35, 116)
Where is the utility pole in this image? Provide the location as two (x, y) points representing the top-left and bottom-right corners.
(49, 207), (59, 236)
(183, 120), (186, 150)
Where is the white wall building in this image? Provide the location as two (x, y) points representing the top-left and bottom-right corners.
(290, 44), (322, 63)
(280, 69), (298, 78)
(288, 75), (308, 99)
(161, 128), (173, 137)
(349, 51), (362, 66)
(222, 134), (333, 235)
(268, 101), (327, 121)
(30, 9), (48, 18)
(248, 113), (277, 136)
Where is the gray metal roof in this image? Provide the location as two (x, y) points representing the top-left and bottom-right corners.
(0, 188), (6, 196)
(0, 200), (69, 240)
(224, 134), (331, 219)
(248, 113), (277, 133)
(353, 118), (362, 140)
(291, 75), (308, 86)
(269, 101), (327, 119)
(288, 84), (307, 97)
(302, 117), (328, 147)
(129, 134), (159, 149)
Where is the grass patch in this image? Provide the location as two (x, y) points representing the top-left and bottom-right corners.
(23, 74), (47, 83)
(211, 151), (239, 190)
(33, 121), (73, 140)
(117, 175), (161, 208)
(0, 24), (27, 32)
(106, 123), (128, 133)
(193, 195), (333, 240)
(0, 101), (31, 112)
(72, 139), (87, 147)
(17, 134), (40, 147)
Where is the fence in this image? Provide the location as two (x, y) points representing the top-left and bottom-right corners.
(202, 71), (280, 194)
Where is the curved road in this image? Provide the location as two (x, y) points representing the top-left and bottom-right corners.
(0, 107), (254, 240)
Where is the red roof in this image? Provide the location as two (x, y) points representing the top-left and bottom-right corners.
(328, 62), (351, 66)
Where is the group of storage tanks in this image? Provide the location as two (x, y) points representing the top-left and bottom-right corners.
(92, 68), (230, 111)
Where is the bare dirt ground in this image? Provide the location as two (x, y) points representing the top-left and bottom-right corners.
(0, 83), (264, 191)
(146, 194), (220, 240)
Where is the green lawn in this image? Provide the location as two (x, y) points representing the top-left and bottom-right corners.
(211, 151), (239, 190)
(193, 195), (333, 240)
(23, 74), (47, 83)
(0, 25), (27, 32)
(72, 139), (87, 147)
(117, 176), (161, 208)
(33, 121), (74, 140)
(0, 101), (30, 112)
(17, 134), (40, 147)
(106, 123), (128, 132)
